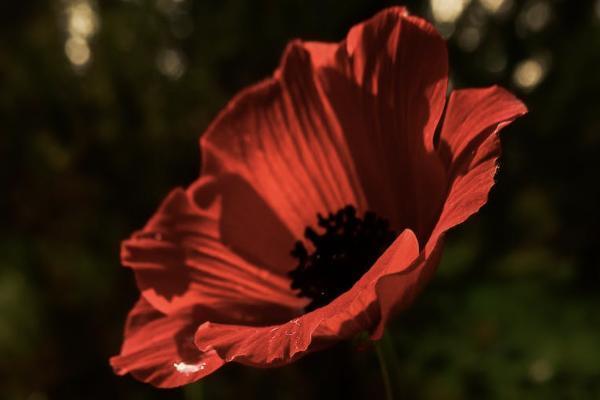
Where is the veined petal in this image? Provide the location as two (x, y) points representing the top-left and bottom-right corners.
(197, 6), (450, 270)
(200, 41), (367, 242)
(110, 298), (224, 388)
(122, 179), (305, 320)
(305, 6), (449, 241)
(430, 86), (528, 249)
(189, 174), (299, 275)
(194, 230), (420, 366)
(369, 86), (526, 337)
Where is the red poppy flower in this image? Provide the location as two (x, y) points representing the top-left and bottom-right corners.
(110, 6), (526, 388)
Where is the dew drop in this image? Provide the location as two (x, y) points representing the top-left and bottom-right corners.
(173, 361), (206, 374)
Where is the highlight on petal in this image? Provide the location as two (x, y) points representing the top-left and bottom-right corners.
(195, 230), (421, 367)
(110, 298), (224, 388)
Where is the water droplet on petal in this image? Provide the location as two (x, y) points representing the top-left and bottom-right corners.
(173, 361), (206, 374)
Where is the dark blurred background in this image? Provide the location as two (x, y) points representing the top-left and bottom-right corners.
(1, 0), (599, 399)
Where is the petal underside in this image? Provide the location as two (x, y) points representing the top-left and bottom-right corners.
(431, 86), (528, 252)
(110, 297), (224, 388)
(195, 229), (421, 366)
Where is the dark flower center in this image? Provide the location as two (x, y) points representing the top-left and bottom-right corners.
(289, 205), (396, 312)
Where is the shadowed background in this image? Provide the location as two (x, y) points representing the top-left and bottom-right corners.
(1, 0), (599, 399)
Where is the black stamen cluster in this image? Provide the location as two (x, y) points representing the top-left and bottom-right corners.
(289, 205), (396, 312)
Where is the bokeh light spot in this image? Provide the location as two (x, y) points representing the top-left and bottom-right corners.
(431, 0), (471, 23)
(65, 37), (91, 67)
(157, 49), (186, 80)
(67, 2), (98, 39)
(478, 0), (512, 14)
(479, 0), (503, 13)
(63, 0), (98, 69)
(457, 26), (482, 51)
(518, 1), (552, 33)
(513, 58), (545, 91)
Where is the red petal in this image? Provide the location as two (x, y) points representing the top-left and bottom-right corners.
(191, 6), (456, 367)
(196, 7), (450, 273)
(194, 230), (420, 366)
(304, 7), (449, 240)
(368, 86), (526, 337)
(190, 174), (298, 275)
(122, 179), (305, 320)
(370, 239), (444, 339)
(110, 298), (224, 388)
(200, 42), (367, 242)
(430, 86), (528, 249)
(370, 87), (526, 337)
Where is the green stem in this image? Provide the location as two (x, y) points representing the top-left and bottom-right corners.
(375, 338), (394, 400)
(382, 330), (401, 379)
